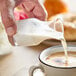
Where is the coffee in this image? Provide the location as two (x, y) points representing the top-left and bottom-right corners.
(46, 51), (76, 67)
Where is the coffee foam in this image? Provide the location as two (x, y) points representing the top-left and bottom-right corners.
(45, 52), (76, 67)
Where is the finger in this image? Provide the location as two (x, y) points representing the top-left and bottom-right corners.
(15, 0), (24, 6)
(1, 9), (17, 36)
(21, 1), (47, 20)
(32, 1), (47, 21)
(1, 2), (17, 45)
(1, 10), (17, 45)
(15, 0), (32, 6)
(21, 1), (36, 18)
(22, 1), (35, 12)
(15, 0), (34, 6)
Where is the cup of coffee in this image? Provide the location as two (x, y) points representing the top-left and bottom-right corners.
(29, 45), (76, 76)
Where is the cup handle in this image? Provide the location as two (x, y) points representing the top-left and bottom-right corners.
(29, 65), (45, 76)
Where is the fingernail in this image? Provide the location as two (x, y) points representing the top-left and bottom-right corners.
(6, 27), (15, 36)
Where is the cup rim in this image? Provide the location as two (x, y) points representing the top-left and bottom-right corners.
(39, 45), (76, 69)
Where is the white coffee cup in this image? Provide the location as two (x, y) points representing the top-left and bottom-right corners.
(29, 45), (76, 76)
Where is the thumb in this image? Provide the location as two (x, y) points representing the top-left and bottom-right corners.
(1, 7), (17, 45)
(1, 8), (17, 37)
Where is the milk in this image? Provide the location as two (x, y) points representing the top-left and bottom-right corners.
(14, 18), (64, 46)
(61, 39), (68, 64)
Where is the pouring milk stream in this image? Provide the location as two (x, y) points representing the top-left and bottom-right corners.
(14, 18), (68, 64)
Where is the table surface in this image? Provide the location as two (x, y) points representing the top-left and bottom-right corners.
(0, 44), (49, 76)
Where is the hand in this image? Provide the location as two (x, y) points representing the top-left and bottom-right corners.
(0, 0), (47, 45)
(20, 0), (47, 20)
